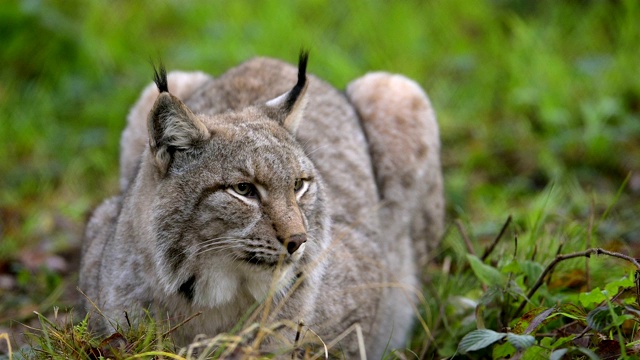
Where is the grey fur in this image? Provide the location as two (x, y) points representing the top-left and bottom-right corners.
(79, 55), (444, 359)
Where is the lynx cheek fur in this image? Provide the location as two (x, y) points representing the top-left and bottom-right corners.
(79, 52), (444, 358)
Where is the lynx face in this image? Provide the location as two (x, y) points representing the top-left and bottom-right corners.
(140, 54), (326, 307)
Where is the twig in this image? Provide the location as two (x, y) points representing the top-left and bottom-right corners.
(455, 219), (476, 256)
(481, 215), (512, 261)
(162, 312), (203, 337)
(125, 311), (132, 329)
(515, 248), (640, 317)
(546, 242), (564, 287)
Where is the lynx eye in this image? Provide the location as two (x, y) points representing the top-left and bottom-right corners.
(294, 178), (307, 193)
(232, 183), (257, 198)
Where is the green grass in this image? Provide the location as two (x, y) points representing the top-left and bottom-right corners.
(2, 0), (640, 358)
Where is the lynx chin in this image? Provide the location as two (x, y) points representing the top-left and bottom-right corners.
(79, 51), (444, 359)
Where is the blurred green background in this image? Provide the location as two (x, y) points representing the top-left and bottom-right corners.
(1, 0), (640, 351)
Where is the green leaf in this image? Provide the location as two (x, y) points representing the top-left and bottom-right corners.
(551, 336), (576, 349)
(492, 342), (516, 359)
(579, 287), (607, 307)
(557, 303), (586, 321)
(501, 259), (520, 274)
(586, 306), (614, 331)
(506, 333), (536, 350)
(549, 348), (568, 360)
(457, 329), (506, 354)
(521, 346), (546, 359)
(539, 337), (554, 348)
(505, 279), (526, 300)
(520, 260), (544, 286)
(479, 285), (503, 306)
(466, 254), (506, 287)
(605, 276), (634, 296)
(577, 347), (600, 360)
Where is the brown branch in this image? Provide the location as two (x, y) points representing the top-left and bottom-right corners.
(482, 215), (512, 261)
(515, 248), (640, 317)
(162, 311), (202, 337)
(546, 242), (564, 287)
(455, 219), (476, 256)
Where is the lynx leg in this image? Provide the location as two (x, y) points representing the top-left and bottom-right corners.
(119, 71), (212, 191)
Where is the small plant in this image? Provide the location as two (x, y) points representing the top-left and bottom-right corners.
(19, 311), (178, 360)
(448, 218), (640, 358)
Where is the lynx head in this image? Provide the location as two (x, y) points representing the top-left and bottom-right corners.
(136, 52), (328, 307)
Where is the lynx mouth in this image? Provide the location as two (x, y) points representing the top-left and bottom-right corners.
(242, 252), (293, 267)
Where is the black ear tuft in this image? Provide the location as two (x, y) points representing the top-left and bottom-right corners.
(153, 63), (169, 93)
(283, 50), (309, 112)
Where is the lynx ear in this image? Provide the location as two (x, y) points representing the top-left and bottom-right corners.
(148, 65), (210, 175)
(265, 50), (309, 134)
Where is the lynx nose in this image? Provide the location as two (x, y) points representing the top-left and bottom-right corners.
(284, 234), (307, 255)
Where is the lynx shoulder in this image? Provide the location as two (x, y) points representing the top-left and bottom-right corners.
(79, 51), (443, 359)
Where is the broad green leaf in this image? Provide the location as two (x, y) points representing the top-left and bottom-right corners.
(539, 337), (554, 348)
(613, 314), (635, 328)
(589, 304), (631, 329)
(506, 333), (535, 350)
(466, 254), (506, 287)
(521, 346), (546, 360)
(586, 306), (615, 331)
(501, 260), (520, 274)
(549, 349), (568, 360)
(551, 336), (576, 349)
(457, 329), (506, 354)
(605, 276), (635, 296)
(519, 260), (544, 286)
(579, 287), (607, 307)
(492, 342), (516, 359)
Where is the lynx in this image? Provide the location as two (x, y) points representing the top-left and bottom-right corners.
(79, 51), (444, 359)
